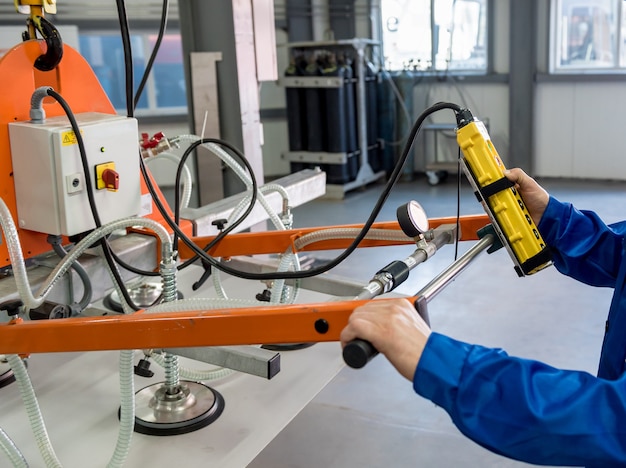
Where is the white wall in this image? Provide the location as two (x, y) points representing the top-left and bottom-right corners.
(534, 82), (626, 179)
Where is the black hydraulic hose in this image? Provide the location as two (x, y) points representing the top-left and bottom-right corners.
(116, 0), (134, 119)
(134, 0), (169, 108)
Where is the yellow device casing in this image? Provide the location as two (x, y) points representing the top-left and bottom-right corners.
(456, 119), (552, 276)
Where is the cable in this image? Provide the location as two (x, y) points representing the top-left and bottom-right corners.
(92, 0), (168, 281)
(116, 0), (134, 119)
(455, 148), (462, 260)
(45, 88), (141, 311)
(172, 138), (258, 256)
(134, 0), (169, 108)
(111, 0), (463, 282)
(143, 102), (463, 281)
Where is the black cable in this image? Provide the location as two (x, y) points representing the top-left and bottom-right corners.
(142, 102), (463, 281)
(104, 0), (166, 279)
(111, 1), (463, 282)
(100, 0), (170, 278)
(172, 138), (258, 258)
(116, 0), (134, 119)
(455, 148), (462, 260)
(134, 0), (169, 108)
(45, 89), (141, 311)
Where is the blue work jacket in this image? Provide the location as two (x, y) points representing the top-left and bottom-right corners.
(413, 196), (626, 467)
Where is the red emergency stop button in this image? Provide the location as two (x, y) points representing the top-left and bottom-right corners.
(102, 168), (119, 191)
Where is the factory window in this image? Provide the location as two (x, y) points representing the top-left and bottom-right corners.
(551, 0), (626, 72)
(79, 32), (187, 115)
(380, 0), (487, 72)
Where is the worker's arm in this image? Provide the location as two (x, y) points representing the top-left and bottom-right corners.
(341, 299), (626, 466)
(538, 197), (625, 287)
(415, 332), (626, 467)
(506, 168), (624, 287)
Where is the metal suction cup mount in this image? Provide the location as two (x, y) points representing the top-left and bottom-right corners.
(127, 381), (225, 436)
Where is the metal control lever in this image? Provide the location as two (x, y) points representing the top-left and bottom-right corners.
(343, 230), (497, 369)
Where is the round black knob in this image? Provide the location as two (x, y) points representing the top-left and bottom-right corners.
(134, 358), (154, 378)
(0, 300), (23, 317)
(211, 218), (228, 231)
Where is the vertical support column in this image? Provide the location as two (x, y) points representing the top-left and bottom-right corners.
(179, 0), (264, 198)
(508, 0), (536, 170)
(190, 52), (224, 205)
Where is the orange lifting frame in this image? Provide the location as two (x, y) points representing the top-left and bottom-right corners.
(0, 214), (490, 356)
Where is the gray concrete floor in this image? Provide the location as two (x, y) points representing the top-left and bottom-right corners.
(248, 172), (626, 468)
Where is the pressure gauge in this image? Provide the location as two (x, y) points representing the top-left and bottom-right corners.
(396, 200), (429, 237)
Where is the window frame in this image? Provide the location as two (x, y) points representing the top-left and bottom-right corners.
(377, 0), (490, 74)
(550, 0), (626, 74)
(78, 28), (188, 117)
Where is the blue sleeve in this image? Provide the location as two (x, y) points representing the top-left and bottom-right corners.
(538, 196), (626, 287)
(414, 333), (626, 467)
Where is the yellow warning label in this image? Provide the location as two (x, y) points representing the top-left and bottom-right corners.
(61, 130), (79, 146)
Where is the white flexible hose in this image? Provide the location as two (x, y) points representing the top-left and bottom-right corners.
(0, 206), (172, 312)
(98, 250), (135, 467)
(149, 351), (234, 382)
(106, 350), (135, 468)
(0, 203), (172, 466)
(0, 197), (38, 312)
(256, 183), (289, 205)
(147, 297), (269, 313)
(145, 152), (193, 209)
(270, 252), (301, 305)
(0, 426), (28, 467)
(176, 134), (291, 231)
(227, 186), (285, 232)
(32, 218), (172, 310)
(293, 228), (409, 252)
(7, 355), (61, 468)
(211, 265), (229, 300)
(175, 135), (301, 301)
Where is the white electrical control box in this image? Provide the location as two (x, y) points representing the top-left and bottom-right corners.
(9, 113), (141, 236)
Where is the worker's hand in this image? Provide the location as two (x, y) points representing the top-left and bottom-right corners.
(504, 168), (550, 224)
(340, 298), (431, 381)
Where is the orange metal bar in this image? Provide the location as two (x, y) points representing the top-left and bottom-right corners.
(0, 297), (419, 355)
(178, 214), (490, 259)
(0, 215), (492, 356)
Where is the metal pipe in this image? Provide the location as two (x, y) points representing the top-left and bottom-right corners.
(418, 234), (495, 302)
(354, 224), (457, 300)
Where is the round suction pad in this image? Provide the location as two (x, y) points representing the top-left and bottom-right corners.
(104, 282), (183, 313)
(0, 369), (15, 389)
(128, 381), (225, 436)
(396, 200), (429, 237)
(0, 357), (17, 389)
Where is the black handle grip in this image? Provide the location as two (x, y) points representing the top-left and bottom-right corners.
(343, 339), (379, 368)
(343, 296), (429, 369)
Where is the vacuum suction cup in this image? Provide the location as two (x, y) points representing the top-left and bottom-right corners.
(129, 381), (225, 436)
(104, 281), (183, 313)
(0, 357), (16, 389)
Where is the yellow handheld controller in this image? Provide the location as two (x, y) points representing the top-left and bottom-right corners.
(455, 110), (552, 276)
